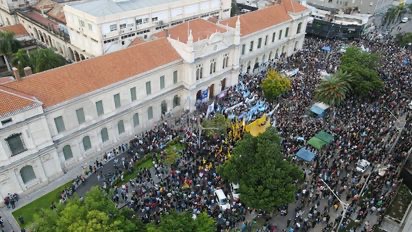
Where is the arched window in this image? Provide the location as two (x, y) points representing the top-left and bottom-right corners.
(82, 136), (91, 151)
(147, 106), (153, 120)
(118, 120), (125, 134)
(133, 113), (140, 127)
(161, 100), (167, 115)
(173, 95), (180, 108)
(101, 128), (109, 142)
(297, 22), (302, 34)
(20, 165), (36, 184)
(62, 145), (73, 160)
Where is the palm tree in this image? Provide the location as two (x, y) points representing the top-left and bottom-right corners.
(29, 48), (66, 73)
(0, 31), (21, 71)
(12, 49), (31, 76)
(315, 71), (351, 106)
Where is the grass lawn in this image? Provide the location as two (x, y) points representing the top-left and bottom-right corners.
(386, 184), (412, 222)
(164, 140), (185, 165)
(12, 181), (72, 227)
(122, 155), (154, 183)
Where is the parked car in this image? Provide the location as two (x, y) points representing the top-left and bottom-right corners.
(214, 189), (230, 211)
(401, 17), (408, 23)
(356, 159), (370, 173)
(230, 183), (240, 201)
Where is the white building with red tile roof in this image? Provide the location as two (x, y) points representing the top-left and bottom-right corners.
(0, 0), (309, 197)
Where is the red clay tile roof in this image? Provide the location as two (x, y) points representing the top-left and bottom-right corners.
(128, 37), (145, 47)
(281, 0), (307, 13)
(153, 18), (227, 43)
(0, 86), (40, 117)
(2, 38), (182, 108)
(0, 24), (29, 37)
(221, 3), (293, 36)
(21, 11), (60, 31)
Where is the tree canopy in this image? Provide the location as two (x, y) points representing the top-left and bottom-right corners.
(12, 48), (66, 75)
(261, 69), (292, 102)
(339, 46), (383, 96)
(147, 211), (215, 232)
(201, 113), (231, 137)
(0, 31), (21, 71)
(31, 187), (143, 232)
(396, 32), (412, 46)
(315, 70), (351, 106)
(219, 128), (303, 211)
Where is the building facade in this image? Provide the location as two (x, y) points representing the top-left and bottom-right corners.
(305, 0), (393, 14)
(0, 0), (309, 198)
(63, 0), (232, 57)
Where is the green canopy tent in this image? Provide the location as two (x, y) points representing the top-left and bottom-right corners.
(308, 137), (327, 150)
(315, 131), (334, 144)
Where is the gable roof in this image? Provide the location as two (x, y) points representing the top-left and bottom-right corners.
(3, 38), (181, 108)
(0, 86), (41, 118)
(0, 24), (29, 37)
(220, 2), (305, 36)
(153, 18), (227, 43)
(281, 0), (307, 13)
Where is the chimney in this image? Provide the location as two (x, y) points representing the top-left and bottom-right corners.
(12, 67), (21, 81)
(23, 66), (32, 77)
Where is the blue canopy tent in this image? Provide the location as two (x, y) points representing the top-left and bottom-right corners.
(310, 102), (330, 118)
(295, 148), (315, 162)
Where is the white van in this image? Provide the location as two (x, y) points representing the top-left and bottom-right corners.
(214, 189), (231, 211)
(230, 183), (240, 201)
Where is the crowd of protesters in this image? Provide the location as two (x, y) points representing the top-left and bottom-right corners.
(5, 34), (410, 232)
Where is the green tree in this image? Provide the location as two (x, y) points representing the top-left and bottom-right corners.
(396, 32), (412, 46)
(147, 211), (215, 232)
(29, 48), (66, 73)
(31, 187), (142, 232)
(201, 113), (231, 137)
(340, 46), (383, 96)
(0, 31), (20, 71)
(11, 49), (30, 76)
(219, 128), (303, 211)
(261, 69), (291, 102)
(315, 70), (351, 106)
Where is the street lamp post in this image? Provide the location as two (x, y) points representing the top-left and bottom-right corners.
(320, 178), (349, 232)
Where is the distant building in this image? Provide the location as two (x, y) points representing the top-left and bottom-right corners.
(63, 0), (232, 57)
(0, 0), (309, 198)
(305, 0), (393, 15)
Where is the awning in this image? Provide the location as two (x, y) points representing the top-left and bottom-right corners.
(308, 137), (327, 150)
(295, 148), (315, 162)
(310, 102), (330, 116)
(315, 131), (334, 144)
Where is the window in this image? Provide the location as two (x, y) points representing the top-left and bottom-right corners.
(152, 17), (158, 22)
(272, 32), (276, 42)
(146, 81), (151, 95)
(88, 23), (93, 31)
(133, 113), (140, 127)
(147, 106), (153, 120)
(264, 35), (268, 46)
(109, 24), (117, 32)
(95, 101), (104, 116)
(120, 23), (126, 29)
(257, 38), (262, 48)
(210, 59), (216, 74)
(249, 41), (254, 51)
(297, 22), (302, 34)
(63, 145), (73, 160)
(173, 95), (180, 108)
(20, 165), (36, 184)
(54, 116), (65, 133)
(6, 133), (26, 156)
(79, 20), (85, 27)
(222, 54), (229, 69)
(114, 93), (121, 109)
(279, 30), (282, 40)
(118, 120), (125, 134)
(130, 87), (137, 101)
(76, 108), (85, 124)
(101, 128), (109, 142)
(82, 136), (91, 151)
(173, 71), (178, 84)
(241, 44), (246, 55)
(160, 75), (165, 89)
(285, 27), (289, 37)
(196, 65), (203, 80)
(136, 18), (143, 25)
(161, 101), (167, 114)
